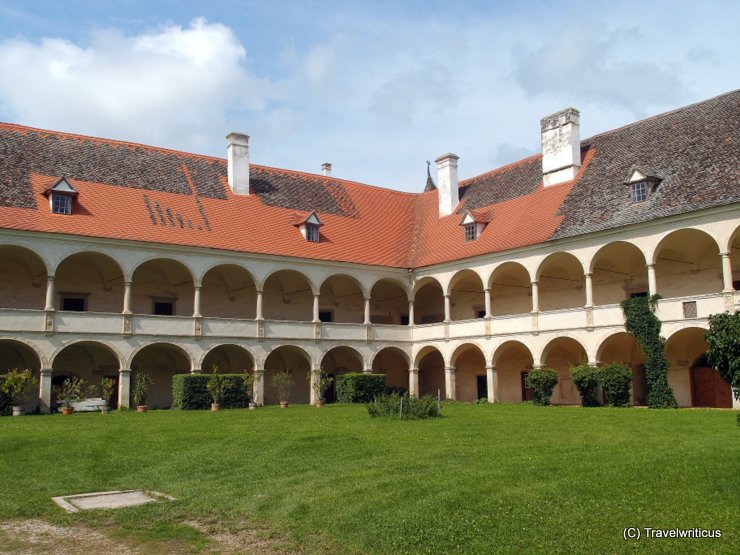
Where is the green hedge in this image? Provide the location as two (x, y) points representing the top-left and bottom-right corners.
(335, 373), (386, 403)
(172, 374), (250, 410)
(599, 364), (632, 407)
(367, 393), (441, 419)
(0, 375), (10, 416)
(527, 368), (559, 406)
(570, 364), (601, 407)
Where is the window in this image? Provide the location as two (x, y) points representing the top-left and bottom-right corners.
(629, 291), (648, 299)
(61, 295), (86, 311)
(152, 299), (175, 316)
(51, 194), (73, 214)
(400, 315), (410, 326)
(318, 310), (333, 323)
(630, 181), (648, 203)
(682, 301), (697, 319)
(464, 222), (477, 242)
(306, 223), (320, 243)
(476, 310), (486, 318)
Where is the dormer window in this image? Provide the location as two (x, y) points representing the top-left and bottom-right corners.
(630, 181), (648, 203)
(291, 210), (323, 243)
(625, 167), (661, 204)
(459, 209), (488, 242)
(306, 222), (320, 243)
(464, 222), (477, 242)
(44, 177), (78, 215)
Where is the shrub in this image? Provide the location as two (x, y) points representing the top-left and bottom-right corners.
(0, 375), (11, 416)
(132, 371), (153, 407)
(570, 363), (601, 407)
(599, 364), (633, 407)
(527, 368), (558, 406)
(336, 373), (386, 403)
(206, 366), (233, 405)
(56, 377), (94, 410)
(172, 374), (250, 410)
(1, 369), (37, 407)
(367, 392), (441, 419)
(271, 370), (295, 403)
(705, 311), (740, 401)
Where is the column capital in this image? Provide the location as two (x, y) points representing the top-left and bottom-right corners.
(646, 263), (655, 269)
(118, 368), (132, 374)
(484, 287), (491, 292)
(194, 284), (202, 290)
(584, 272), (592, 278)
(40, 367), (53, 375)
(720, 251), (731, 258)
(485, 365), (495, 371)
(443, 293), (450, 299)
(254, 367), (265, 375)
(46, 274), (56, 281)
(444, 366), (455, 372)
(531, 280), (538, 285)
(409, 367), (419, 374)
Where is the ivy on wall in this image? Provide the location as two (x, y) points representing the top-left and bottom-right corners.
(621, 295), (677, 408)
(705, 311), (740, 401)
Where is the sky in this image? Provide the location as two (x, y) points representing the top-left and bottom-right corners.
(0, 0), (738, 192)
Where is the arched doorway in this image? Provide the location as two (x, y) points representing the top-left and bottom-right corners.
(0, 339), (42, 412)
(690, 354), (732, 408)
(492, 341), (534, 402)
(596, 332), (646, 406)
(540, 337), (587, 404)
(416, 346), (445, 398)
(372, 347), (410, 392)
(320, 345), (364, 402)
(0, 245), (47, 310)
(130, 343), (192, 409)
(263, 345), (311, 404)
(451, 343), (486, 401)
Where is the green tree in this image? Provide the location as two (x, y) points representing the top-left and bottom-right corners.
(705, 311), (740, 401)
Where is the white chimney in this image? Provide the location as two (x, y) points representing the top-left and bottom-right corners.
(540, 108), (581, 187)
(435, 153), (459, 217)
(321, 162), (332, 176)
(227, 132), (250, 195)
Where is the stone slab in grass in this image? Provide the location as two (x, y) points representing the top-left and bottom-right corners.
(52, 490), (175, 513)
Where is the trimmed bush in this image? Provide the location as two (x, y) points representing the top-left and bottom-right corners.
(335, 373), (386, 403)
(172, 374), (250, 410)
(599, 364), (632, 407)
(0, 375), (11, 416)
(570, 363), (601, 407)
(527, 368), (559, 406)
(367, 392), (441, 419)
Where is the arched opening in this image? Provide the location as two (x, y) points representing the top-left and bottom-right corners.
(492, 341), (534, 402)
(654, 229), (722, 298)
(416, 346), (445, 398)
(448, 270), (485, 321)
(489, 262), (531, 317)
(664, 327), (730, 407)
(372, 347), (409, 392)
(201, 344), (254, 375)
(537, 253), (585, 311)
(55, 252), (124, 313)
(130, 343), (191, 409)
(728, 226), (740, 289)
(201, 265), (257, 319)
(319, 275), (364, 323)
(0, 339), (41, 411)
(414, 278), (444, 324)
(320, 345), (364, 402)
(263, 345), (311, 405)
(52, 341), (120, 409)
(540, 337), (587, 405)
(0, 245), (47, 310)
(596, 332), (646, 405)
(131, 258), (194, 316)
(262, 270), (313, 321)
(591, 242), (648, 305)
(370, 279), (409, 325)
(451, 343), (486, 401)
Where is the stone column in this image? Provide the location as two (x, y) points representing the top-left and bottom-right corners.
(122, 281), (132, 314)
(444, 294), (451, 322)
(191, 367), (202, 374)
(255, 289), (264, 320)
(193, 285), (202, 318)
(647, 264), (657, 296)
(309, 369), (321, 405)
(721, 252), (734, 292)
(408, 299), (415, 326)
(118, 368), (131, 409)
(531, 280), (539, 312)
(584, 272), (593, 307)
(312, 293), (320, 323)
(484, 288), (492, 318)
(408, 367), (419, 397)
(363, 297), (371, 325)
(253, 368), (265, 405)
(444, 366), (456, 400)
(44, 275), (56, 311)
(486, 365), (498, 403)
(39, 368), (53, 414)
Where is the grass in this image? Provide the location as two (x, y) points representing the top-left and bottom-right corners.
(0, 403), (738, 553)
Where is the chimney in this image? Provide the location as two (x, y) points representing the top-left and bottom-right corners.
(540, 108), (581, 187)
(321, 162), (332, 177)
(227, 132), (250, 195)
(435, 153), (459, 217)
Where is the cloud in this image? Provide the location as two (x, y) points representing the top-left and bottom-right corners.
(0, 18), (270, 152)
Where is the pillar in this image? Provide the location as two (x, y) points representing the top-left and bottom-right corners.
(255, 289), (264, 320)
(122, 280), (132, 314)
(363, 296), (371, 325)
(39, 368), (53, 413)
(584, 272), (593, 307)
(647, 264), (657, 296)
(193, 285), (202, 318)
(444, 294), (451, 322)
(118, 368), (131, 409)
(44, 275), (55, 311)
(721, 252), (734, 292)
(408, 299), (415, 326)
(409, 367), (419, 397)
(253, 368), (265, 405)
(486, 365), (498, 403)
(310, 368), (321, 404)
(484, 288), (492, 318)
(190, 367), (202, 374)
(312, 293), (320, 323)
(531, 280), (539, 312)
(444, 366), (456, 400)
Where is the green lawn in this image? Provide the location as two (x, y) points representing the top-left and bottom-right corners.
(0, 404), (738, 553)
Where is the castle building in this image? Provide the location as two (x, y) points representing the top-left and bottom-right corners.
(0, 91), (738, 411)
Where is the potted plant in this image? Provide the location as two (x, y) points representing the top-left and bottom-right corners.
(206, 366), (232, 411)
(271, 369), (294, 408)
(132, 371), (152, 412)
(243, 369), (256, 409)
(313, 372), (334, 408)
(100, 377), (116, 414)
(1, 369), (37, 416)
(56, 376), (90, 415)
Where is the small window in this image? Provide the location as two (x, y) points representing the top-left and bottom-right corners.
(476, 310), (486, 318)
(61, 296), (86, 311)
(52, 194), (73, 214)
(629, 291), (648, 299)
(318, 310), (333, 323)
(153, 300), (175, 316)
(630, 181), (648, 203)
(464, 222), (477, 242)
(400, 315), (410, 326)
(682, 301), (697, 319)
(306, 223), (320, 243)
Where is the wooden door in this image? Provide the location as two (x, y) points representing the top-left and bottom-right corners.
(691, 366), (732, 408)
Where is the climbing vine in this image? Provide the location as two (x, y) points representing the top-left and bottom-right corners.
(705, 311), (740, 401)
(620, 295), (677, 408)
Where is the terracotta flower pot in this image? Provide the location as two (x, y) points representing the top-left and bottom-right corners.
(315, 400), (325, 408)
(12, 406), (23, 417)
(136, 405), (148, 413)
(211, 403), (220, 412)
(61, 407), (74, 415)
(279, 401), (289, 408)
(248, 402), (257, 410)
